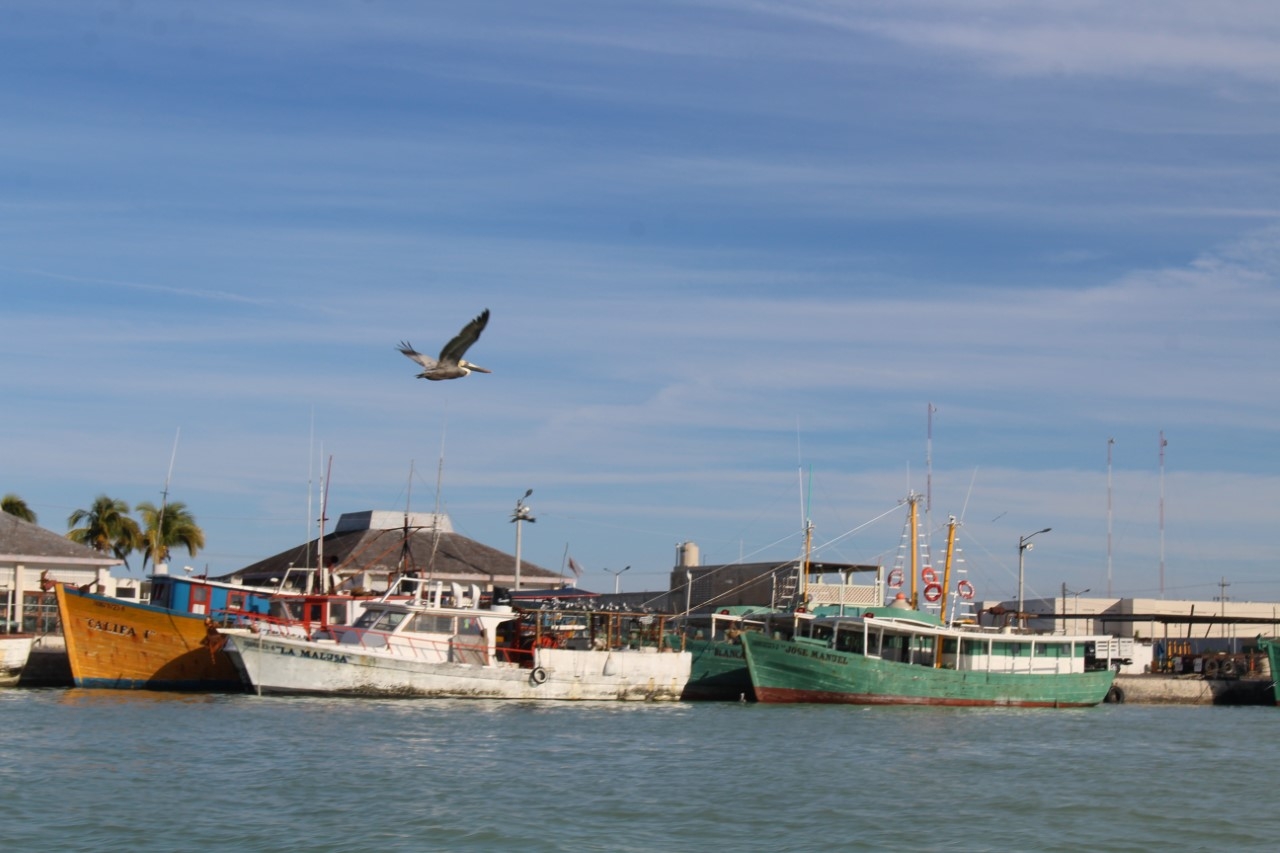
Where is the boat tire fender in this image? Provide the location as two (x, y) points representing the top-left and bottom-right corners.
(1106, 685), (1124, 704)
(530, 666), (548, 685)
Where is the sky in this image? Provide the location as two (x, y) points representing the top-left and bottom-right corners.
(3, 1), (1279, 607)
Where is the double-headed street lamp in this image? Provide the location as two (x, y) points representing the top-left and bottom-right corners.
(605, 565), (630, 595)
(511, 489), (534, 591)
(1017, 527), (1051, 623)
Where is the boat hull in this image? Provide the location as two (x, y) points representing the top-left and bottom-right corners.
(1259, 636), (1280, 706)
(741, 633), (1116, 707)
(55, 584), (246, 691)
(678, 636), (754, 701)
(0, 635), (35, 687)
(223, 630), (691, 701)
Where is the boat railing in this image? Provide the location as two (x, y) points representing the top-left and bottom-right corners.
(302, 624), (532, 667)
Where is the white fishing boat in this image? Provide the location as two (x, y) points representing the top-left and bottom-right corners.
(0, 634), (35, 687)
(221, 579), (691, 700)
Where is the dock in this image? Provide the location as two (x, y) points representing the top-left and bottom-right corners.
(1110, 674), (1274, 705)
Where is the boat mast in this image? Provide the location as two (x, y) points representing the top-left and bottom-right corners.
(939, 515), (957, 625)
(908, 493), (921, 609)
(152, 427), (180, 574)
(1158, 431), (1167, 598)
(926, 403), (935, 560)
(315, 455), (332, 594)
(1107, 437), (1114, 598)
(800, 465), (813, 608)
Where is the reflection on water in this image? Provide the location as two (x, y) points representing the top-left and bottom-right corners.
(56, 687), (228, 707)
(1, 691), (1277, 852)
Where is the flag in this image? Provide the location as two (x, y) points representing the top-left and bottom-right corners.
(568, 556), (583, 579)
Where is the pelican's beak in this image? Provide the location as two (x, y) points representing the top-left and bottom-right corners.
(466, 362), (492, 373)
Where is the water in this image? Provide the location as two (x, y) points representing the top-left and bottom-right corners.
(2, 689), (1277, 852)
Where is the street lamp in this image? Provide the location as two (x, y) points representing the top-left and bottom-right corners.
(1017, 527), (1051, 624)
(605, 565), (630, 595)
(1061, 583), (1089, 635)
(510, 489), (534, 591)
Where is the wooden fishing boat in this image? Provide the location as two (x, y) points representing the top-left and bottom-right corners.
(54, 574), (369, 691)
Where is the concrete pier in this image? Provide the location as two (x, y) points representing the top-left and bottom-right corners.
(1110, 674), (1274, 706)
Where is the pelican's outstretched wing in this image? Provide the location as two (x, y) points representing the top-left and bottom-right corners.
(438, 309), (490, 363)
(397, 341), (437, 370)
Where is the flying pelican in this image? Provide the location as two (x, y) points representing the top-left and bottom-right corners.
(397, 309), (492, 381)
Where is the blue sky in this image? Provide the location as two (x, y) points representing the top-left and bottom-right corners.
(3, 2), (1279, 605)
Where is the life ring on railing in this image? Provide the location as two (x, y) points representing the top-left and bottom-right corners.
(887, 569), (904, 589)
(956, 580), (975, 600)
(923, 583), (943, 603)
(921, 566), (938, 585)
(530, 666), (548, 685)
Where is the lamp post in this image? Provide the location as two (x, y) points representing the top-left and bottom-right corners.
(605, 565), (630, 595)
(1017, 527), (1051, 625)
(510, 489), (534, 591)
(1061, 583), (1089, 635)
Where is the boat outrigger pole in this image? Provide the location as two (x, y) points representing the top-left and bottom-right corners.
(939, 515), (958, 625)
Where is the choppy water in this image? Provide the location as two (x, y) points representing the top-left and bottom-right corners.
(2, 688), (1277, 852)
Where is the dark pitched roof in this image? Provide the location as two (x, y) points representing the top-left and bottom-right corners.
(225, 526), (561, 587)
(0, 512), (123, 566)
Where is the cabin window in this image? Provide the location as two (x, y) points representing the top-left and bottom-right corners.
(355, 610), (407, 631)
(883, 635), (908, 662)
(227, 592), (247, 611)
(329, 602), (348, 625)
(457, 617), (483, 636)
(962, 639), (986, 656)
(1036, 643), (1067, 658)
(408, 614), (455, 633)
(835, 630), (864, 654)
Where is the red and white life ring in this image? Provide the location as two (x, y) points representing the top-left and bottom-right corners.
(956, 580), (975, 600)
(923, 583), (943, 603)
(921, 566), (938, 585)
(887, 568), (904, 589)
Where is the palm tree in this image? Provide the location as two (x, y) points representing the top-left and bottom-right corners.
(67, 495), (142, 568)
(2, 493), (37, 523)
(136, 500), (205, 574)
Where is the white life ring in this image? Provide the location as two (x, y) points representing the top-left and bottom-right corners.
(921, 566), (938, 585)
(956, 580), (975, 600)
(530, 666), (548, 685)
(923, 583), (943, 603)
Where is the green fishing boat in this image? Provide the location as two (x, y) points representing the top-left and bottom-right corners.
(739, 503), (1117, 707)
(1257, 636), (1280, 706)
(740, 601), (1117, 706)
